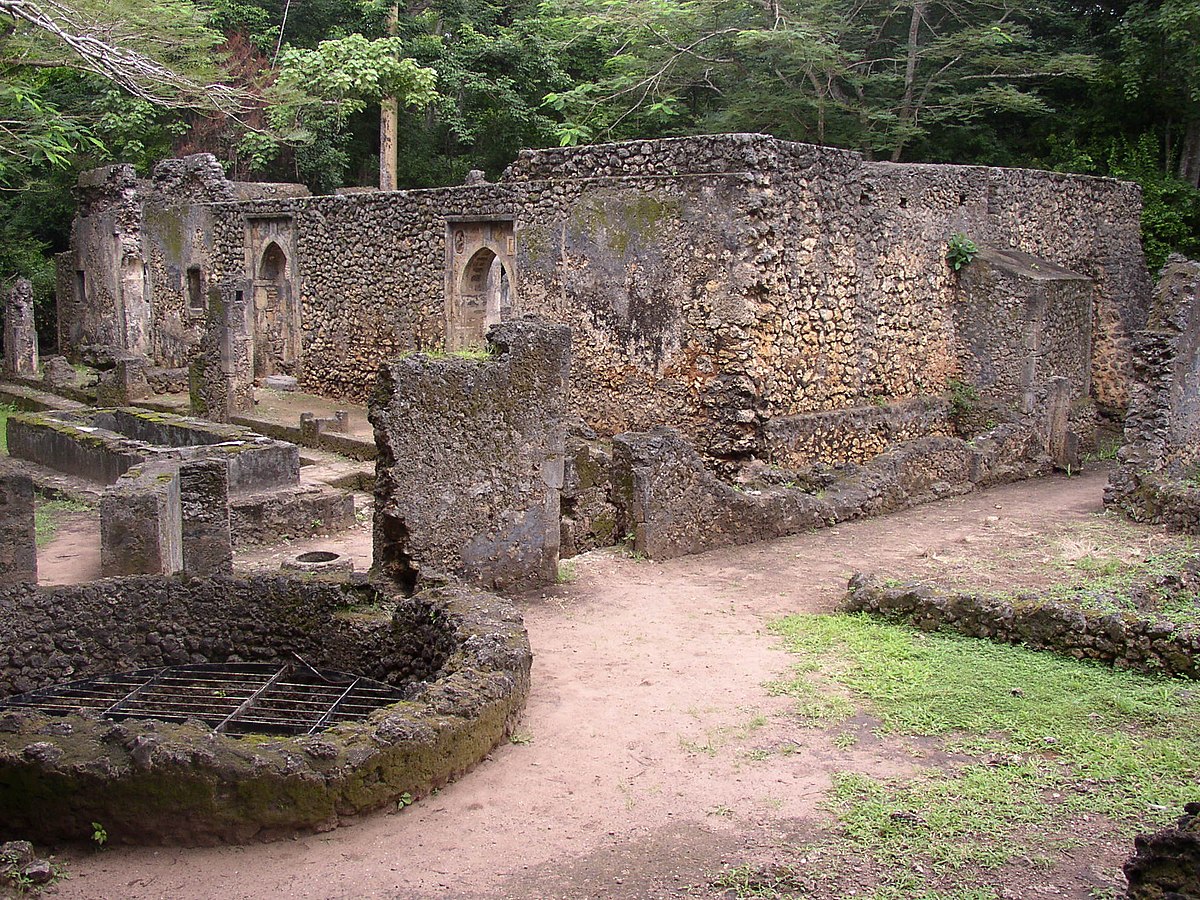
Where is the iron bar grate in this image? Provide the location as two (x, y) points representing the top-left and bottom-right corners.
(0, 663), (405, 736)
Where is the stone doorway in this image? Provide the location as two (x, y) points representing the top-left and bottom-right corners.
(445, 220), (515, 351)
(250, 237), (299, 378)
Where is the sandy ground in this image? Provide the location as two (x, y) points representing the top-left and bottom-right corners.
(37, 466), (1158, 899)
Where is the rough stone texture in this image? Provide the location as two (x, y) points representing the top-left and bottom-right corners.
(0, 576), (530, 845)
(7, 407), (299, 493)
(611, 424), (1050, 561)
(100, 461), (183, 576)
(40, 356), (76, 390)
(179, 459), (232, 575)
(371, 320), (570, 592)
(955, 246), (1093, 414)
(1124, 802), (1200, 900)
(1107, 256), (1200, 529)
(0, 466), (37, 585)
(762, 397), (950, 469)
(3, 278), (38, 378)
(62, 135), (1149, 468)
(188, 281), (254, 422)
(845, 573), (1200, 679)
(94, 356), (151, 405)
(560, 428), (619, 558)
(229, 484), (356, 545)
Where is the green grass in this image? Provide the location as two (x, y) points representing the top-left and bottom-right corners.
(757, 612), (1200, 895)
(35, 497), (93, 547)
(0, 401), (15, 455)
(1038, 546), (1200, 625)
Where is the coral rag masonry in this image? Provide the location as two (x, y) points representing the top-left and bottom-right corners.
(59, 133), (1150, 469)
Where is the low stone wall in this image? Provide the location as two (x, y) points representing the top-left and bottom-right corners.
(762, 397), (950, 469)
(0, 576), (530, 844)
(611, 423), (1050, 561)
(6, 408), (299, 493)
(844, 573), (1200, 679)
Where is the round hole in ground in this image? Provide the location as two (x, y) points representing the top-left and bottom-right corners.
(296, 550), (340, 563)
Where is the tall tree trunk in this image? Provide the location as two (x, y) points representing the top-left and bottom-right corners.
(379, 3), (399, 191)
(1179, 119), (1200, 188)
(891, 0), (925, 162)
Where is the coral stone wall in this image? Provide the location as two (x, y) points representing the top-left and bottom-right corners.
(65, 136), (1150, 464)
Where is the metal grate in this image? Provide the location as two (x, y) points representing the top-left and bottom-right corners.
(0, 661), (405, 736)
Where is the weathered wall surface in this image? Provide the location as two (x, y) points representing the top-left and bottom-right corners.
(846, 573), (1200, 680)
(371, 320), (570, 592)
(65, 136), (1150, 465)
(1107, 256), (1200, 529)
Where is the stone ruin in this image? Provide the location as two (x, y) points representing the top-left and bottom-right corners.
(1106, 255), (1200, 529)
(0, 132), (1182, 848)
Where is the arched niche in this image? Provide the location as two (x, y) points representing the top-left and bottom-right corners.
(445, 220), (515, 351)
(251, 239), (299, 378)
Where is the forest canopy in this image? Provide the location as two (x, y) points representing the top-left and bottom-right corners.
(1, 0), (1197, 332)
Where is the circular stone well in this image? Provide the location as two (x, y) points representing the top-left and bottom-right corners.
(281, 549), (355, 581)
(0, 575), (530, 845)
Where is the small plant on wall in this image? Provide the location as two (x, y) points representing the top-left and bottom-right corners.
(947, 233), (979, 271)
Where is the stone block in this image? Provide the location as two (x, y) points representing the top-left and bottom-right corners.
(370, 319), (570, 592)
(41, 356), (76, 390)
(3, 278), (38, 378)
(100, 462), (182, 576)
(179, 459), (232, 575)
(0, 468), (37, 585)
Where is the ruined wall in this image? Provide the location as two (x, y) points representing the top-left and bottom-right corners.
(67, 136), (1150, 466)
(371, 320), (570, 592)
(1106, 256), (1200, 529)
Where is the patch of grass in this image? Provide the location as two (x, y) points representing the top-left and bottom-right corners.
(763, 612), (1200, 893)
(1039, 545), (1200, 626)
(555, 559), (577, 584)
(0, 402), (15, 455)
(35, 497), (93, 547)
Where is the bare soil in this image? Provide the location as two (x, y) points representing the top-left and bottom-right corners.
(37, 466), (1187, 899)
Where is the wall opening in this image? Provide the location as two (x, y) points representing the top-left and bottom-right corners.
(252, 241), (296, 378)
(445, 220), (515, 351)
(187, 267), (204, 311)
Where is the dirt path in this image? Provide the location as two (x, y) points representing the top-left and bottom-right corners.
(52, 468), (1147, 899)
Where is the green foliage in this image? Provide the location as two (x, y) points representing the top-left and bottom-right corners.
(945, 378), (980, 422)
(0, 402), (14, 455)
(766, 613), (1200, 892)
(946, 234), (978, 272)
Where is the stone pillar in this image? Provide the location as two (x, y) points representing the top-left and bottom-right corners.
(190, 282), (254, 422)
(179, 459), (232, 575)
(0, 466), (37, 584)
(370, 319), (570, 593)
(100, 462), (183, 576)
(1044, 376), (1081, 472)
(3, 278), (39, 378)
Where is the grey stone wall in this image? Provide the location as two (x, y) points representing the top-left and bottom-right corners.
(370, 320), (570, 591)
(611, 421), (1050, 560)
(0, 466), (36, 585)
(955, 246), (1093, 413)
(1107, 257), (1200, 528)
(66, 135), (1149, 467)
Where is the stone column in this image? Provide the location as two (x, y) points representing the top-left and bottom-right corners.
(190, 281), (254, 422)
(0, 466), (38, 584)
(179, 459), (232, 575)
(3, 277), (39, 378)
